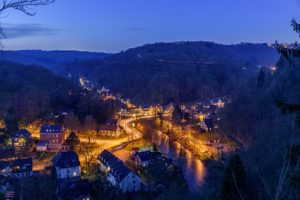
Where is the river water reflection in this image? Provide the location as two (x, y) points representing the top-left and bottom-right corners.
(115, 131), (207, 191)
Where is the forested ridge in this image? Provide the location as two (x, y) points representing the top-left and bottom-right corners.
(60, 42), (279, 104)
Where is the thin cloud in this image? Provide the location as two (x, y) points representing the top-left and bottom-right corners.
(1, 23), (60, 39)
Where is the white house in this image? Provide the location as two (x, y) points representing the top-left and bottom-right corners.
(52, 151), (81, 180)
(98, 150), (141, 193)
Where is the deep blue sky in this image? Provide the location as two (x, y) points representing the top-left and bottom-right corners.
(2, 0), (300, 52)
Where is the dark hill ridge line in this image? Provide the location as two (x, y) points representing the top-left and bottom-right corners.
(0, 50), (110, 71)
(59, 41), (280, 104)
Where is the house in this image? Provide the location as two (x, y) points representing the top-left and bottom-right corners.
(156, 156), (174, 172)
(12, 129), (31, 151)
(210, 98), (225, 108)
(98, 125), (121, 137)
(98, 150), (141, 193)
(0, 157), (33, 178)
(61, 141), (70, 152)
(52, 151), (81, 180)
(11, 157), (33, 178)
(36, 140), (48, 152)
(56, 179), (91, 200)
(0, 161), (10, 176)
(40, 125), (65, 151)
(132, 151), (162, 167)
(200, 118), (214, 132)
(4, 190), (15, 200)
(0, 179), (9, 194)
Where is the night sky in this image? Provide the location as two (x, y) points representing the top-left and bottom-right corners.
(2, 0), (300, 52)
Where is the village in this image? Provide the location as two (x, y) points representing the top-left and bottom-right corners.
(0, 77), (237, 199)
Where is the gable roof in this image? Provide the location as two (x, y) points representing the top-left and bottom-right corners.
(134, 151), (161, 162)
(40, 124), (62, 134)
(14, 129), (31, 139)
(52, 151), (80, 168)
(97, 150), (131, 182)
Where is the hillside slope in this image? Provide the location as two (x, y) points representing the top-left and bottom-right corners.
(61, 42), (279, 103)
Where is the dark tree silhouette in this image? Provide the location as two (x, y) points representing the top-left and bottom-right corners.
(0, 0), (54, 94)
(222, 155), (248, 200)
(4, 106), (19, 136)
(172, 104), (183, 125)
(257, 69), (265, 88)
(63, 112), (81, 131)
(0, 0), (54, 16)
(65, 131), (80, 150)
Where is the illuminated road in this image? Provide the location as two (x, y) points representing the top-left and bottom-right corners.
(32, 113), (159, 172)
(76, 115), (155, 150)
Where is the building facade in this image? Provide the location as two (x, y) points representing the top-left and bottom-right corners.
(0, 157), (33, 178)
(52, 151), (81, 180)
(98, 125), (121, 137)
(40, 125), (65, 151)
(98, 150), (141, 193)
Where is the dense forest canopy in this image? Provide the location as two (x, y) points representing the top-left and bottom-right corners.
(219, 38), (300, 199)
(60, 42), (279, 104)
(0, 61), (121, 125)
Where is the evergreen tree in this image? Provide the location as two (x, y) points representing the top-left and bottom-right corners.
(4, 107), (19, 136)
(222, 155), (248, 200)
(65, 131), (80, 150)
(172, 104), (183, 125)
(63, 112), (81, 131)
(257, 69), (265, 88)
(276, 19), (300, 127)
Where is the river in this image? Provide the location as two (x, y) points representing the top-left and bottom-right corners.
(114, 130), (207, 191)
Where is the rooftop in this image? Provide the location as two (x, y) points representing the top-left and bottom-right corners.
(11, 157), (33, 173)
(134, 151), (162, 162)
(13, 129), (31, 139)
(40, 124), (63, 134)
(52, 151), (80, 168)
(98, 150), (131, 182)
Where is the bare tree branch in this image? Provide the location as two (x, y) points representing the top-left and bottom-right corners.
(274, 115), (296, 200)
(0, 0), (54, 16)
(231, 167), (244, 200)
